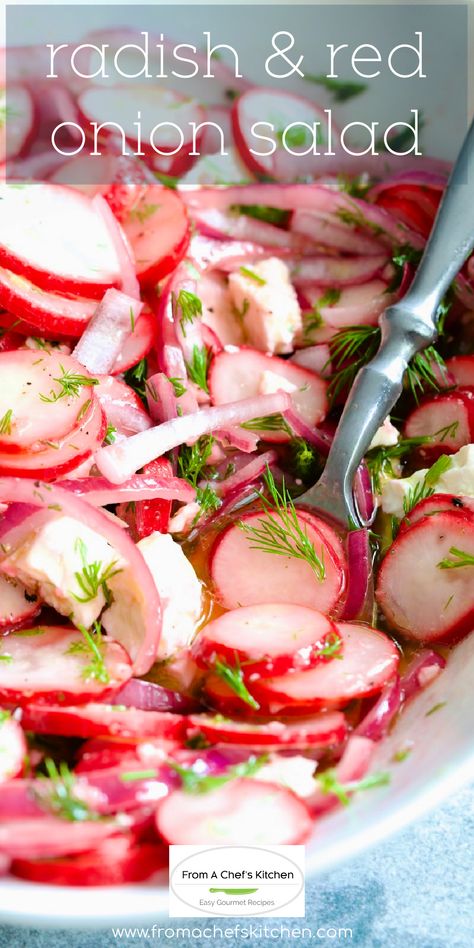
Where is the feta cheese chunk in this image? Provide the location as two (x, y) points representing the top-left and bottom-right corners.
(228, 257), (302, 355)
(0, 515), (122, 628)
(380, 444), (474, 518)
(104, 532), (202, 661)
(369, 417), (399, 451)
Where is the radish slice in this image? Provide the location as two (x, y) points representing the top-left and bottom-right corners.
(192, 604), (340, 677)
(0, 350), (97, 451)
(404, 392), (473, 455)
(78, 85), (205, 158)
(210, 509), (346, 615)
(446, 355), (474, 387)
(0, 477), (162, 674)
(209, 348), (327, 443)
(0, 626), (132, 704)
(95, 391), (292, 484)
(72, 289), (142, 375)
(0, 184), (121, 298)
(110, 308), (156, 375)
(300, 280), (391, 343)
(186, 710), (347, 749)
(0, 715), (26, 782)
(0, 265), (97, 338)
(11, 837), (167, 886)
(0, 395), (105, 479)
(0, 818), (124, 860)
(19, 702), (187, 741)
(232, 88), (339, 181)
(156, 777), (312, 845)
(398, 493), (474, 536)
(121, 185), (190, 286)
(376, 509), (474, 644)
(253, 622), (399, 712)
(0, 84), (35, 163)
(0, 574), (41, 631)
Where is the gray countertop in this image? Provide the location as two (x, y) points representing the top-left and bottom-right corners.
(0, 786), (472, 948)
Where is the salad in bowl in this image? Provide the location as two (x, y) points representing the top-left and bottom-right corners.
(0, 68), (474, 891)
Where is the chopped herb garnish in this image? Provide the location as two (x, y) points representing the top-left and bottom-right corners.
(304, 287), (341, 340)
(241, 413), (292, 437)
(214, 655), (260, 710)
(70, 537), (122, 606)
(185, 345), (210, 394)
(35, 758), (98, 822)
(0, 709), (11, 723)
(168, 376), (187, 397)
(289, 437), (319, 482)
(392, 746), (412, 763)
(239, 467), (325, 581)
(195, 484), (221, 516)
(0, 409), (13, 435)
(239, 266), (266, 286)
(437, 547), (474, 570)
(405, 346), (449, 402)
(76, 398), (92, 424)
(336, 204), (384, 237)
(67, 621), (110, 685)
(129, 203), (159, 224)
(304, 74), (367, 102)
(120, 769), (159, 782)
(129, 306), (136, 332)
(39, 367), (98, 403)
(0, 654), (13, 663)
(153, 172), (179, 189)
(174, 289), (203, 336)
(316, 631), (344, 659)
(402, 455), (452, 516)
(177, 435), (215, 487)
(123, 358), (148, 405)
(316, 768), (390, 805)
(168, 753), (268, 794)
(230, 204), (290, 228)
(425, 701), (446, 717)
(366, 425), (458, 493)
(104, 423), (117, 445)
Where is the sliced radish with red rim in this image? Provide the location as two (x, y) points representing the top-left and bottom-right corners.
(192, 603), (341, 678)
(377, 509), (474, 644)
(186, 710), (347, 749)
(11, 837), (167, 886)
(0, 626), (132, 704)
(252, 622), (399, 712)
(156, 777), (312, 845)
(209, 347), (327, 442)
(0, 817), (124, 860)
(0, 266), (97, 338)
(0, 715), (26, 781)
(120, 185), (190, 286)
(20, 701), (188, 741)
(404, 392), (474, 455)
(398, 493), (474, 535)
(0, 184), (121, 298)
(110, 308), (156, 375)
(0, 574), (41, 631)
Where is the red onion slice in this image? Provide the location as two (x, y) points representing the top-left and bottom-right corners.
(73, 289), (143, 374)
(340, 528), (371, 621)
(0, 478), (161, 675)
(110, 678), (200, 714)
(400, 650), (446, 703)
(56, 472), (195, 506)
(92, 194), (140, 300)
(212, 450), (278, 498)
(95, 392), (292, 484)
(355, 676), (402, 742)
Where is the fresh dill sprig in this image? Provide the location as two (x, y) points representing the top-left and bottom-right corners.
(39, 366), (99, 403)
(174, 289), (203, 336)
(71, 537), (122, 606)
(239, 467), (326, 581)
(0, 409), (13, 435)
(129, 202), (159, 224)
(437, 547), (474, 570)
(405, 347), (450, 402)
(35, 758), (98, 822)
(366, 423), (459, 492)
(185, 345), (211, 393)
(402, 454), (452, 516)
(67, 621), (110, 685)
(168, 754), (268, 794)
(104, 423), (117, 445)
(177, 435), (215, 487)
(316, 631), (344, 660)
(239, 266), (266, 286)
(167, 376), (187, 397)
(386, 244), (424, 293)
(303, 74), (367, 102)
(316, 769), (390, 805)
(213, 655), (260, 710)
(289, 437), (319, 482)
(303, 287), (341, 340)
(123, 358), (148, 405)
(195, 484), (221, 516)
(241, 413), (293, 436)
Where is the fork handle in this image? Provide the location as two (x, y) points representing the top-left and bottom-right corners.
(307, 119), (474, 526)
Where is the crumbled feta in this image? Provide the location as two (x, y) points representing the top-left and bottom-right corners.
(369, 417), (399, 451)
(104, 532), (202, 661)
(380, 443), (474, 518)
(253, 754), (317, 798)
(228, 257), (302, 355)
(0, 515), (121, 628)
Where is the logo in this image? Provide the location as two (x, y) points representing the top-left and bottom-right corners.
(168, 846), (305, 917)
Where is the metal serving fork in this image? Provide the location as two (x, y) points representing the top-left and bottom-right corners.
(297, 119), (474, 527)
